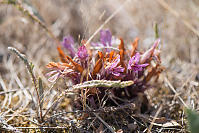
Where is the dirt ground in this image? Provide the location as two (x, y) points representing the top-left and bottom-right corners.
(0, 0), (199, 132)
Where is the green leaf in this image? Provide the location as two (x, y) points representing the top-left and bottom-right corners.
(7, 0), (16, 4)
(154, 22), (159, 39)
(186, 109), (199, 133)
(29, 62), (34, 70)
(38, 77), (44, 110)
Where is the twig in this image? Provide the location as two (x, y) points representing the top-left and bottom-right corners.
(164, 75), (188, 108)
(0, 88), (28, 95)
(43, 80), (134, 118)
(86, 105), (115, 133)
(15, 126), (68, 129)
(48, 102), (135, 118)
(0, 74), (9, 109)
(147, 105), (163, 133)
(109, 94), (150, 129)
(40, 81), (56, 110)
(85, 0), (131, 46)
(178, 71), (197, 92)
(9, 66), (32, 110)
(3, 107), (44, 127)
(0, 116), (22, 133)
(8, 47), (43, 122)
(42, 91), (64, 119)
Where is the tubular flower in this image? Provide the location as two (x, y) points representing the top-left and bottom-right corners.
(77, 44), (88, 60)
(46, 29), (163, 109)
(128, 53), (148, 73)
(140, 39), (160, 64)
(62, 36), (76, 58)
(105, 55), (125, 77)
(91, 29), (112, 50)
(100, 29), (112, 47)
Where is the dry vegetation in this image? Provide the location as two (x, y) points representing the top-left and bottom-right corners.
(0, 0), (199, 132)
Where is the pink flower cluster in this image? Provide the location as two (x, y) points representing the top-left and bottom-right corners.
(46, 29), (163, 107)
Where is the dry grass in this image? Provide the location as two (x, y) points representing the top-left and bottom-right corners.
(0, 0), (199, 132)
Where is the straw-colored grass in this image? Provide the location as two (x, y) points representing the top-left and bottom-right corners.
(0, 0), (199, 132)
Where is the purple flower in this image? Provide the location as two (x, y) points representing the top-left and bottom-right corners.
(62, 36), (76, 58)
(140, 39), (160, 64)
(128, 53), (148, 73)
(106, 55), (125, 77)
(100, 29), (112, 47)
(91, 29), (112, 48)
(46, 66), (79, 83)
(77, 45), (88, 60)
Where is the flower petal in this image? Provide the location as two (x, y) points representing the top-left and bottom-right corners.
(140, 39), (160, 63)
(111, 71), (120, 77)
(77, 45), (88, 60)
(92, 51), (103, 76)
(114, 66), (125, 73)
(62, 36), (76, 58)
(128, 52), (148, 72)
(65, 55), (84, 73)
(134, 53), (140, 64)
(128, 56), (134, 70)
(91, 42), (104, 47)
(100, 29), (112, 46)
(128, 53), (140, 70)
(109, 55), (120, 69)
(135, 64), (148, 71)
(57, 46), (68, 63)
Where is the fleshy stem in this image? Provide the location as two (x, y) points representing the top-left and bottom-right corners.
(8, 47), (43, 122)
(72, 80), (134, 90)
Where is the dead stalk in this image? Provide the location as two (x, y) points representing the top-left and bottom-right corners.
(8, 47), (44, 122)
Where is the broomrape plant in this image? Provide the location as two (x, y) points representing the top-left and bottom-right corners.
(46, 29), (163, 108)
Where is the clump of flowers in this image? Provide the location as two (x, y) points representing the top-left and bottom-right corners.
(46, 29), (162, 109)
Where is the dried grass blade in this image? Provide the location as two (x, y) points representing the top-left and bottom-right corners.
(8, 47), (43, 122)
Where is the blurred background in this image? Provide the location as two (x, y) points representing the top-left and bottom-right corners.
(0, 0), (199, 130)
(1, 0), (199, 73)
